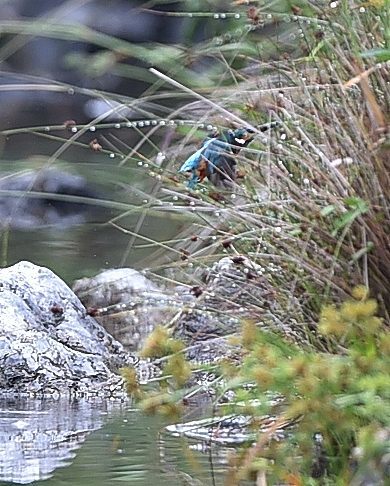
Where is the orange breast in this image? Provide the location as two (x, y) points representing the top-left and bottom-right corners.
(196, 157), (208, 181)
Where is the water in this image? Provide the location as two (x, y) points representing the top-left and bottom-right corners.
(0, 134), (229, 485)
(0, 398), (230, 485)
(0, 134), (186, 282)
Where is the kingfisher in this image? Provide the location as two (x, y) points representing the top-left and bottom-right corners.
(179, 121), (279, 189)
(179, 127), (256, 189)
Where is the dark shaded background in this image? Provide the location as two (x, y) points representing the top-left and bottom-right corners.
(0, 0), (192, 128)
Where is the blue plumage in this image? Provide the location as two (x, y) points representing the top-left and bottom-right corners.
(179, 128), (255, 189)
(179, 138), (215, 175)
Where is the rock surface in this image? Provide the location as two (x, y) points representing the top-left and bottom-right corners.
(173, 256), (307, 348)
(0, 169), (102, 229)
(0, 261), (135, 396)
(73, 268), (172, 351)
(72, 257), (308, 366)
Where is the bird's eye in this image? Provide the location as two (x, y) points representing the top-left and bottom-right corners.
(235, 137), (246, 144)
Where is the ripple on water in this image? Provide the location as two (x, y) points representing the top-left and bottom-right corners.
(0, 400), (231, 486)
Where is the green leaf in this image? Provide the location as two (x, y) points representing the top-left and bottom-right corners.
(320, 204), (337, 216)
(351, 242), (374, 261)
(331, 198), (370, 235)
(360, 48), (390, 62)
(289, 228), (302, 236)
(344, 197), (369, 213)
(332, 210), (360, 235)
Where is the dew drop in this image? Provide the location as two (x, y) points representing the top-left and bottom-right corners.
(156, 152), (166, 166)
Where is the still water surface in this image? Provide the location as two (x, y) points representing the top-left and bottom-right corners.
(0, 398), (229, 485)
(0, 135), (186, 282)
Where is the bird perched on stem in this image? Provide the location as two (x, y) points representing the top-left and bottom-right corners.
(179, 123), (277, 189)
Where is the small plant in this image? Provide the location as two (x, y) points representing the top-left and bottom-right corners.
(226, 288), (389, 482)
(125, 289), (389, 482)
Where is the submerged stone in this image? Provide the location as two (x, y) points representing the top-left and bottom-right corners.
(0, 169), (102, 229)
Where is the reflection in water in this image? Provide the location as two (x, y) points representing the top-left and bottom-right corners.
(0, 398), (230, 486)
(0, 155), (185, 282)
(0, 398), (125, 484)
(0, 168), (103, 230)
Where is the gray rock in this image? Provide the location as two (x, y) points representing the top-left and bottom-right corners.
(0, 261), (135, 396)
(0, 168), (102, 229)
(70, 255), (309, 370)
(72, 256), (308, 365)
(73, 268), (171, 351)
(173, 256), (308, 348)
(165, 414), (289, 446)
